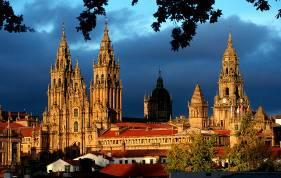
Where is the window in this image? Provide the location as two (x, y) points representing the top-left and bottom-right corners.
(119, 160), (123, 164)
(132, 160), (136, 164)
(74, 108), (78, 117)
(101, 74), (104, 82)
(220, 120), (224, 127)
(96, 75), (99, 81)
(142, 160), (145, 164)
(225, 68), (228, 74)
(74, 121), (78, 132)
(225, 88), (229, 96)
(65, 165), (70, 172)
(235, 86), (239, 98)
(150, 159), (153, 164)
(125, 160), (128, 164)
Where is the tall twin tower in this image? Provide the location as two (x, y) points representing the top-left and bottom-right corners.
(42, 23), (122, 153)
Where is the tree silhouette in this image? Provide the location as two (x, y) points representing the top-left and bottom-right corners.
(0, 0), (33, 32)
(1, 0), (280, 51)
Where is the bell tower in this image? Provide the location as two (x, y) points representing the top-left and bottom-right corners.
(213, 33), (249, 130)
(90, 23), (122, 129)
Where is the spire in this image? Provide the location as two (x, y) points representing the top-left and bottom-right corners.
(101, 21), (111, 49)
(74, 59), (81, 75)
(156, 70), (164, 88)
(256, 106), (266, 116)
(97, 21), (115, 65)
(227, 33), (233, 48)
(60, 22), (67, 47)
(55, 23), (72, 71)
(191, 84), (206, 104)
(223, 32), (237, 58)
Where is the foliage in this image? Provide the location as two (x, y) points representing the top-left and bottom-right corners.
(77, 0), (281, 51)
(1, 0), (281, 51)
(166, 133), (215, 172)
(0, 0), (33, 32)
(228, 112), (271, 171)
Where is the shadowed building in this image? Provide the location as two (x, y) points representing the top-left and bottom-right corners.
(144, 71), (172, 122)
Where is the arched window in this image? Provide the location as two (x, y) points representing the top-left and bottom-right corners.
(225, 88), (229, 96)
(235, 86), (239, 98)
(96, 75), (99, 82)
(58, 78), (61, 86)
(225, 68), (228, 74)
(74, 121), (78, 132)
(101, 74), (104, 82)
(74, 108), (78, 117)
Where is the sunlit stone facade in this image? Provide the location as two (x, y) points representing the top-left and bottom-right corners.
(38, 24), (273, 155)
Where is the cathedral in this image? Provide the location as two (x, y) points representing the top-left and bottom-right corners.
(15, 23), (275, 159)
(42, 23), (122, 154)
(1, 19), (280, 170)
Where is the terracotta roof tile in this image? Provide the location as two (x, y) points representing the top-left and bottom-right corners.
(114, 122), (173, 129)
(20, 127), (33, 137)
(100, 128), (177, 138)
(212, 130), (231, 136)
(100, 164), (168, 177)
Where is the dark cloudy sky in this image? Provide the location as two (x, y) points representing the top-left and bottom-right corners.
(1, 0), (281, 118)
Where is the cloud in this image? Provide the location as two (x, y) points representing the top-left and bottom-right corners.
(0, 2), (281, 119)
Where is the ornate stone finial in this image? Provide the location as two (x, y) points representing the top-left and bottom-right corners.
(105, 17), (108, 30)
(158, 69), (162, 78)
(156, 70), (164, 88)
(227, 33), (233, 48)
(62, 22), (66, 39)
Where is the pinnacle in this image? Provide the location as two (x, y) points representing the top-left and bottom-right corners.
(191, 84), (206, 104)
(256, 106), (265, 115)
(228, 33), (232, 48)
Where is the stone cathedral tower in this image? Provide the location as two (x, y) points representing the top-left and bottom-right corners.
(188, 84), (208, 129)
(90, 23), (122, 129)
(212, 33), (249, 130)
(42, 25), (90, 154)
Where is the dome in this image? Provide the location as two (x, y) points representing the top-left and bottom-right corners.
(144, 70), (172, 122)
(151, 87), (171, 103)
(151, 71), (171, 103)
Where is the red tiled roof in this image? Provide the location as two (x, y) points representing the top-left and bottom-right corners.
(100, 128), (177, 138)
(102, 149), (168, 158)
(0, 122), (25, 129)
(214, 147), (225, 157)
(100, 164), (168, 177)
(212, 130), (231, 136)
(114, 122), (173, 129)
(20, 127), (33, 137)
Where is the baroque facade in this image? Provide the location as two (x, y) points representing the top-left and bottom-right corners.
(42, 23), (122, 154)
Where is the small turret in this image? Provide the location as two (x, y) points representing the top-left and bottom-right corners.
(188, 84), (208, 129)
